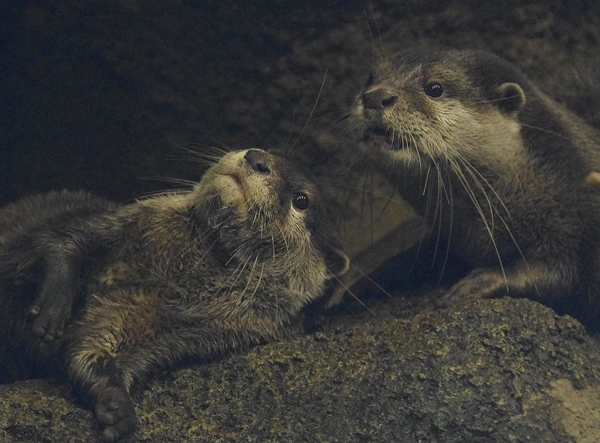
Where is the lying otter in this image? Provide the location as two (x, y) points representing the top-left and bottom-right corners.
(0, 148), (348, 442)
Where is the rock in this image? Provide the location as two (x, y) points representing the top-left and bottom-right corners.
(2, 298), (600, 442)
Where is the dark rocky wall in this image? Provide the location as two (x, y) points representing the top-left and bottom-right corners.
(2, 0), (599, 206)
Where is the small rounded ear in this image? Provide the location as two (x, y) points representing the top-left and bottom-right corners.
(585, 171), (600, 190)
(497, 82), (526, 113)
(326, 248), (350, 278)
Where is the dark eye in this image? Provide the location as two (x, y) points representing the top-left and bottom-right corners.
(292, 192), (309, 210)
(424, 82), (444, 98)
(365, 71), (374, 87)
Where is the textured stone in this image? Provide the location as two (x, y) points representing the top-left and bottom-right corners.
(2, 298), (600, 442)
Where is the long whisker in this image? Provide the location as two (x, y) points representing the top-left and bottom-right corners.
(456, 153), (512, 218)
(457, 155), (538, 296)
(404, 150), (428, 278)
(288, 69), (328, 154)
(239, 254), (260, 301)
(136, 189), (190, 200)
(518, 122), (571, 141)
(141, 177), (197, 187)
(376, 174), (404, 220)
(456, 154), (540, 295)
(330, 274), (377, 316)
(439, 166), (454, 282)
(429, 156), (444, 269)
(250, 262), (266, 304)
(329, 183), (407, 206)
(209, 255), (251, 300)
(362, 0), (385, 62)
(172, 143), (230, 162)
(285, 107), (297, 151)
(227, 254), (253, 292)
(309, 229), (395, 301)
(449, 156), (507, 286)
(273, 219), (291, 272)
(347, 261), (394, 299)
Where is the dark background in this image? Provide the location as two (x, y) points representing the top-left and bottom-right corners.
(1, 0), (599, 208)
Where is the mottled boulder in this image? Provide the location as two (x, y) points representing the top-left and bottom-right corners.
(2, 298), (600, 443)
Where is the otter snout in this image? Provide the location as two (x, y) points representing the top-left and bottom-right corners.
(244, 149), (272, 174)
(362, 88), (398, 110)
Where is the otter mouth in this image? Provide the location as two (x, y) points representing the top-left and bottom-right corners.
(364, 126), (411, 152)
(225, 172), (243, 189)
(217, 171), (248, 204)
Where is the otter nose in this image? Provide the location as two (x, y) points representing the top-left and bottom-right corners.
(244, 149), (271, 174)
(362, 88), (398, 110)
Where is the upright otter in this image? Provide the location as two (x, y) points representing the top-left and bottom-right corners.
(0, 149), (348, 442)
(350, 48), (600, 331)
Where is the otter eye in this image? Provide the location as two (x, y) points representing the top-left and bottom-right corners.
(292, 192), (309, 210)
(365, 71), (374, 87)
(424, 82), (444, 98)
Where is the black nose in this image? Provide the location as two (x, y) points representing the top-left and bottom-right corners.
(362, 88), (398, 110)
(244, 149), (271, 174)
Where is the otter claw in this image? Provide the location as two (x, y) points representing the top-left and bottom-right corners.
(436, 268), (505, 308)
(27, 277), (76, 342)
(28, 296), (71, 342)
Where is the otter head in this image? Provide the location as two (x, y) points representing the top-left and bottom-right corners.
(192, 149), (349, 305)
(351, 49), (529, 172)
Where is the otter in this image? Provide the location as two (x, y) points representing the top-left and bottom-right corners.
(0, 190), (120, 350)
(0, 149), (349, 442)
(349, 48), (600, 331)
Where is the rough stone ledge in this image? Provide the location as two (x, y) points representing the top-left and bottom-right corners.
(2, 298), (600, 443)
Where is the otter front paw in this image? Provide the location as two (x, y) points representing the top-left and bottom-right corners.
(94, 386), (137, 443)
(27, 286), (74, 343)
(436, 268), (505, 308)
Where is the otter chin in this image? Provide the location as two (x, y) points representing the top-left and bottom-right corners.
(350, 48), (600, 332)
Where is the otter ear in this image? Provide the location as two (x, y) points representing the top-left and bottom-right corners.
(585, 171), (600, 190)
(325, 248), (350, 278)
(497, 82), (525, 113)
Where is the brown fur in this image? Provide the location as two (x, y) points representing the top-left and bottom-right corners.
(350, 48), (600, 331)
(0, 149), (348, 442)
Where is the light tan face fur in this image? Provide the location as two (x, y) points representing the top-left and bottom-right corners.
(352, 61), (526, 177)
(189, 149), (343, 304)
(196, 150), (276, 216)
(194, 150), (314, 241)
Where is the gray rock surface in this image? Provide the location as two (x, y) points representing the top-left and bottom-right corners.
(2, 297), (600, 442)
